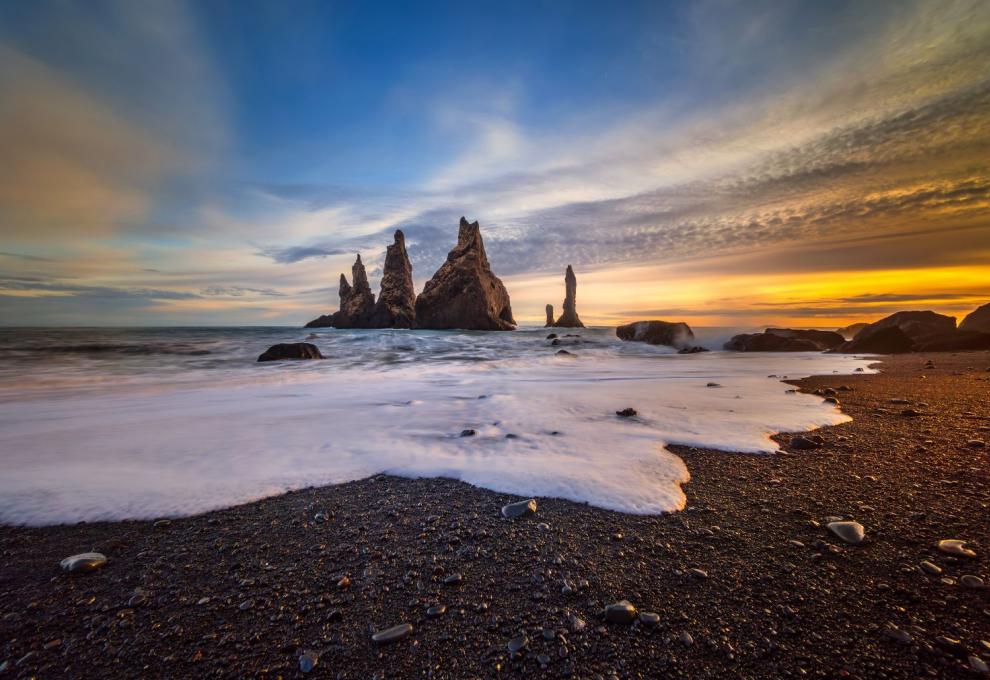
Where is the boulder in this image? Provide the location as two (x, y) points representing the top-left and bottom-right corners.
(545, 304), (554, 327)
(369, 230), (416, 328)
(553, 265), (584, 328)
(616, 320), (694, 348)
(854, 310), (956, 342)
(414, 217), (516, 330)
(914, 330), (990, 352)
(724, 328), (843, 352)
(960, 302), (990, 333)
(257, 343), (324, 362)
(833, 326), (915, 354)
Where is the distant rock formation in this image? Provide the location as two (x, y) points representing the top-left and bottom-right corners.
(553, 265), (584, 328)
(414, 217), (516, 330)
(836, 322), (869, 339)
(725, 328), (844, 352)
(257, 342), (324, 362)
(369, 230), (416, 328)
(305, 258), (377, 329)
(833, 310), (958, 353)
(545, 304), (554, 327)
(616, 320), (694, 348)
(960, 302), (990, 333)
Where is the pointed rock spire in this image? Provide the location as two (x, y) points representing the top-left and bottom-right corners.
(414, 217), (515, 330)
(371, 230), (416, 328)
(553, 265), (584, 328)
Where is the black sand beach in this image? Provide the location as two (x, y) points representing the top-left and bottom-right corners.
(2, 352), (989, 678)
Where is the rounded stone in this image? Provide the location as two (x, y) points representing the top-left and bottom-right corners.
(604, 599), (638, 624)
(299, 651), (319, 673)
(826, 520), (865, 545)
(372, 623), (413, 644)
(938, 539), (976, 558)
(501, 498), (537, 519)
(961, 575), (985, 589)
(639, 611), (660, 626)
(59, 552), (108, 574)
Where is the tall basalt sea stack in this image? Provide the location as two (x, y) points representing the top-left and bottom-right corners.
(370, 230), (416, 328)
(553, 265), (584, 328)
(545, 304), (554, 327)
(414, 217), (516, 330)
(332, 254), (376, 328)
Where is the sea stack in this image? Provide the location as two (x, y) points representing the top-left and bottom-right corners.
(369, 230), (416, 328)
(332, 255), (376, 328)
(545, 304), (554, 327)
(553, 265), (584, 328)
(414, 217), (516, 330)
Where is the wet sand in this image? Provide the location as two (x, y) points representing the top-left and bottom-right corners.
(1, 352), (988, 678)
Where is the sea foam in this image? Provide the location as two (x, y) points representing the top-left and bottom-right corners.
(0, 328), (873, 525)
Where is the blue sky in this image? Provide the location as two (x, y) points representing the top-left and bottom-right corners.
(1, 0), (989, 325)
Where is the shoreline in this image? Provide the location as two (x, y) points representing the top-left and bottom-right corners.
(2, 351), (988, 678)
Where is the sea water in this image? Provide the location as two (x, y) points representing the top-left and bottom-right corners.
(0, 326), (873, 525)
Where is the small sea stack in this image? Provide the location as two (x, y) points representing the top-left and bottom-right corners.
(553, 265), (584, 328)
(414, 217), (516, 331)
(545, 304), (554, 327)
(369, 230), (416, 328)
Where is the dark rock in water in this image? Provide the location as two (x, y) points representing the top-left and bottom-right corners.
(604, 600), (637, 624)
(616, 320), (694, 348)
(369, 230), (416, 328)
(501, 498), (537, 519)
(725, 328), (843, 352)
(678, 346), (709, 354)
(372, 623), (413, 644)
(836, 322), (869, 339)
(960, 301), (990, 333)
(414, 217), (515, 330)
(835, 310), (957, 353)
(545, 304), (554, 327)
(60, 552), (107, 574)
(459, 429), (476, 437)
(834, 326), (914, 354)
(616, 407), (637, 417)
(257, 343), (324, 362)
(556, 349), (575, 356)
(304, 313), (335, 329)
(553, 265), (584, 328)
(546, 332), (557, 340)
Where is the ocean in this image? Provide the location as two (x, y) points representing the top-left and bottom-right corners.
(0, 326), (872, 525)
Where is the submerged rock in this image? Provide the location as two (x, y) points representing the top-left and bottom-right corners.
(60, 552), (107, 574)
(369, 230), (416, 328)
(553, 265), (584, 328)
(414, 217), (515, 330)
(616, 320), (694, 348)
(257, 343), (324, 362)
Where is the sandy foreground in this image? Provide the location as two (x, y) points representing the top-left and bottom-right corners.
(1, 352), (988, 679)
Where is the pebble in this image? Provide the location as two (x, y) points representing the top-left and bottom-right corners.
(604, 600), (637, 624)
(638, 611), (660, 626)
(919, 560), (942, 575)
(937, 539), (976, 558)
(679, 631), (694, 646)
(789, 436), (821, 450)
(901, 409), (922, 417)
(501, 498), (537, 519)
(569, 614), (587, 632)
(426, 604), (446, 617)
(239, 599), (254, 611)
(688, 568), (709, 579)
(970, 655), (989, 675)
(507, 633), (529, 656)
(443, 573), (462, 585)
(961, 575), (985, 589)
(372, 623), (413, 644)
(883, 624), (913, 644)
(299, 651), (319, 673)
(615, 407), (637, 417)
(967, 439), (986, 448)
(826, 520), (865, 545)
(59, 552), (108, 574)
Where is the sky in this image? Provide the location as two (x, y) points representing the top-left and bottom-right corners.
(0, 0), (988, 327)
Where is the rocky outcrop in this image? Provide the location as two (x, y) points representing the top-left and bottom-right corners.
(545, 304), (554, 327)
(553, 265), (584, 328)
(914, 330), (990, 351)
(616, 321), (694, 348)
(369, 230), (416, 328)
(836, 322), (869, 339)
(414, 217), (515, 331)
(257, 342), (324, 362)
(833, 310), (959, 354)
(960, 302), (990, 333)
(725, 328), (844, 352)
(304, 259), (377, 329)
